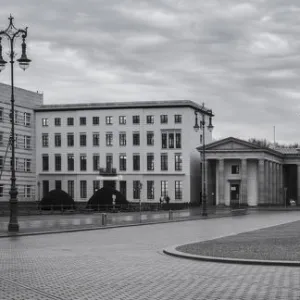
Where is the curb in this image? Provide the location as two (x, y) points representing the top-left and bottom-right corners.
(163, 245), (300, 267)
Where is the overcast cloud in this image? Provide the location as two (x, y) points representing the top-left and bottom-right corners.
(0, 0), (300, 144)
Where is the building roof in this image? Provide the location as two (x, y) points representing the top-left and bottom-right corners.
(34, 100), (214, 116)
(274, 148), (300, 155)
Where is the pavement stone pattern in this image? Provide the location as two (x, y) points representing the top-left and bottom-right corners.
(176, 220), (300, 261)
(1, 211), (300, 299)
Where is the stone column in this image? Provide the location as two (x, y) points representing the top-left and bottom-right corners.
(268, 161), (272, 205)
(297, 165), (300, 205)
(264, 160), (268, 205)
(276, 163), (279, 205)
(241, 159), (248, 205)
(279, 164), (283, 205)
(258, 159), (265, 205)
(218, 159), (225, 205)
(272, 162), (276, 205)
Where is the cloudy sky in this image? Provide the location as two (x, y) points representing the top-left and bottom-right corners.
(0, 1), (299, 144)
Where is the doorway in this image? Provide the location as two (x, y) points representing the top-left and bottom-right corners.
(230, 183), (240, 207)
(103, 180), (116, 189)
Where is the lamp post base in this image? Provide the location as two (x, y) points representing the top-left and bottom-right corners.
(8, 222), (19, 232)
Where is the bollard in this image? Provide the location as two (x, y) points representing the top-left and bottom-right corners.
(102, 213), (107, 226)
(169, 210), (173, 220)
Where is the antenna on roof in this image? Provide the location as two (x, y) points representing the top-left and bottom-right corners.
(273, 125), (276, 148)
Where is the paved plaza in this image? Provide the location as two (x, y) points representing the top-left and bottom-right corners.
(1, 211), (300, 299)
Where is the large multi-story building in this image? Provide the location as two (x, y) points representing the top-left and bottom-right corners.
(35, 101), (214, 203)
(0, 83), (43, 202)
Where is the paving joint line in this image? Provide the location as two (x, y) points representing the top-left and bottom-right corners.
(0, 276), (64, 300)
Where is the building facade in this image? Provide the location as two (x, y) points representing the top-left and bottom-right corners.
(201, 137), (300, 207)
(0, 83), (43, 202)
(35, 101), (214, 203)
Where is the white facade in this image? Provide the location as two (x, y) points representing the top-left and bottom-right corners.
(35, 101), (213, 203)
(0, 83), (43, 202)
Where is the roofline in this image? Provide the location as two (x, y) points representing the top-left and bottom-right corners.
(34, 100), (215, 116)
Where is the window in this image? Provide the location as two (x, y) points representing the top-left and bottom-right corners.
(42, 180), (49, 197)
(161, 180), (168, 197)
(119, 154), (127, 171)
(119, 133), (126, 146)
(55, 154), (61, 171)
(68, 180), (74, 198)
(67, 133), (74, 147)
(80, 154), (87, 171)
(106, 154), (113, 170)
(174, 114), (182, 124)
(0, 184), (3, 197)
(93, 116), (99, 125)
(175, 153), (182, 171)
(80, 133), (87, 147)
(24, 159), (31, 172)
(55, 180), (62, 190)
(200, 134), (203, 144)
(80, 117), (86, 125)
(93, 154), (100, 171)
(119, 116), (126, 125)
(161, 153), (168, 171)
(176, 133), (181, 148)
(24, 136), (31, 149)
(169, 133), (174, 149)
(106, 116), (113, 125)
(24, 112), (31, 126)
(42, 118), (48, 127)
(93, 133), (100, 146)
(67, 154), (74, 171)
(93, 180), (100, 193)
(80, 180), (87, 198)
(147, 132), (154, 146)
(133, 133), (140, 146)
(54, 118), (61, 126)
(42, 133), (49, 147)
(54, 133), (61, 147)
(231, 165), (239, 174)
(120, 181), (127, 198)
(161, 132), (181, 149)
(133, 180), (141, 199)
(14, 111), (20, 124)
(0, 108), (3, 122)
(160, 115), (168, 124)
(132, 115), (140, 124)
(42, 154), (49, 171)
(67, 117), (74, 126)
(147, 181), (154, 200)
(24, 185), (31, 198)
(0, 132), (3, 146)
(147, 153), (154, 171)
(106, 132), (113, 146)
(146, 115), (154, 124)
(133, 154), (140, 171)
(175, 181), (183, 200)
(0, 156), (3, 169)
(161, 133), (167, 149)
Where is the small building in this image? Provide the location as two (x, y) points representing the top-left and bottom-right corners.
(200, 137), (300, 207)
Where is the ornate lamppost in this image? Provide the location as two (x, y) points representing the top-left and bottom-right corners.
(193, 103), (214, 216)
(0, 15), (31, 232)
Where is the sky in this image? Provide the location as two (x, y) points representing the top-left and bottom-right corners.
(0, 0), (299, 144)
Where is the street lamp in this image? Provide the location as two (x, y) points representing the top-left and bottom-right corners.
(193, 103), (214, 217)
(0, 15), (31, 232)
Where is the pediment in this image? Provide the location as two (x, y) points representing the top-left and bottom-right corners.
(204, 137), (261, 151)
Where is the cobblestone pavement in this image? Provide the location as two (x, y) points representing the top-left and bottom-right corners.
(1, 211), (300, 300)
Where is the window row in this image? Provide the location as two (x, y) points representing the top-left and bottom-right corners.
(41, 180), (183, 200)
(0, 184), (32, 198)
(0, 108), (31, 126)
(41, 131), (181, 149)
(0, 157), (32, 172)
(42, 153), (183, 172)
(0, 132), (32, 149)
(41, 114), (182, 127)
